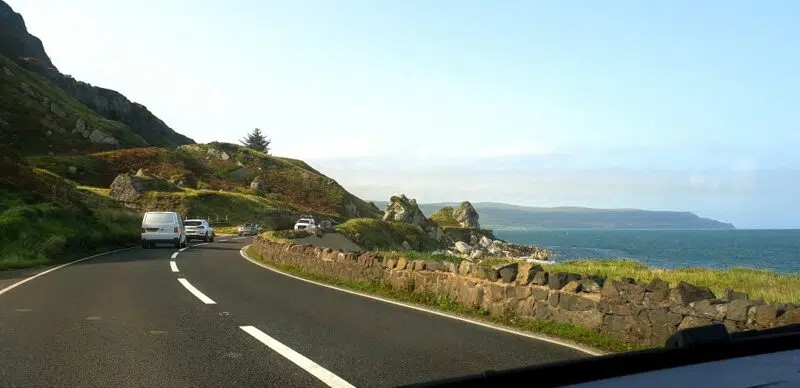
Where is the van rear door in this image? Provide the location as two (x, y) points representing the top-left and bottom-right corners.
(142, 213), (178, 234)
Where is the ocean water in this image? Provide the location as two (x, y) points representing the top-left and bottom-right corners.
(495, 229), (800, 274)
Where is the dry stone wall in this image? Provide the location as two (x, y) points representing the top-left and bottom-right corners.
(251, 238), (800, 347)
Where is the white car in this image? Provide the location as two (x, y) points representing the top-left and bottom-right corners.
(184, 219), (215, 242)
(294, 218), (317, 232)
(141, 211), (187, 249)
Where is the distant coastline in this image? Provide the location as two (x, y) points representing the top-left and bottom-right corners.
(372, 201), (735, 230)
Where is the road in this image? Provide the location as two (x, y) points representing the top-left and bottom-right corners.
(0, 237), (590, 387)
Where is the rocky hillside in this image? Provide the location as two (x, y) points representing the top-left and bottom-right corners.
(0, 0), (194, 151)
(27, 142), (381, 220)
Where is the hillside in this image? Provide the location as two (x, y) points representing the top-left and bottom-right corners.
(0, 0), (194, 152)
(0, 146), (140, 269)
(27, 142), (381, 221)
(372, 201), (735, 230)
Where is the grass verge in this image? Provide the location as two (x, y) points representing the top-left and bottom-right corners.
(335, 218), (441, 251)
(246, 246), (633, 353)
(547, 259), (800, 304)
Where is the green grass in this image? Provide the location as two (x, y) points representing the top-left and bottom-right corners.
(429, 206), (460, 227)
(246, 246), (631, 353)
(0, 190), (139, 270)
(547, 259), (800, 304)
(335, 218), (441, 251)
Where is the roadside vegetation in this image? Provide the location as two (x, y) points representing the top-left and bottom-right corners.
(335, 218), (441, 251)
(547, 259), (800, 304)
(428, 206), (460, 227)
(246, 246), (631, 353)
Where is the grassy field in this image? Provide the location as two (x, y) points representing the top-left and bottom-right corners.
(246, 246), (630, 353)
(0, 191), (139, 270)
(335, 218), (441, 251)
(546, 259), (800, 304)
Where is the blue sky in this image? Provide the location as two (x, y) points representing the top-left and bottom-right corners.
(10, 0), (800, 228)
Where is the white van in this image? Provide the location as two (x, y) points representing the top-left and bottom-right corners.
(141, 211), (187, 249)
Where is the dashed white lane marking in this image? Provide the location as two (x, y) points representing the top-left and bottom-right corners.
(233, 237), (247, 240)
(171, 252), (179, 259)
(179, 247), (188, 252)
(177, 278), (216, 304)
(170, 261), (179, 273)
(239, 246), (603, 356)
(0, 247), (136, 297)
(195, 243), (208, 246)
(240, 326), (355, 388)
(218, 239), (228, 242)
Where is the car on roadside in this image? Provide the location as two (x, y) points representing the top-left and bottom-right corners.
(237, 223), (260, 236)
(184, 219), (215, 242)
(293, 217), (317, 232)
(141, 211), (187, 249)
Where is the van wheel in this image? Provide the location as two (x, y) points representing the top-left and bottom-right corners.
(181, 239), (187, 248)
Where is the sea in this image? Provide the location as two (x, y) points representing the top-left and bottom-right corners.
(495, 229), (800, 274)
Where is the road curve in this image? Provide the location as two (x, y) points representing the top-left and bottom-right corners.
(0, 236), (589, 387)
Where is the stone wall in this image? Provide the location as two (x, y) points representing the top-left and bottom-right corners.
(251, 239), (800, 347)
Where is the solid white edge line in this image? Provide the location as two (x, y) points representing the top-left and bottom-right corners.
(170, 261), (179, 273)
(0, 247), (137, 297)
(240, 326), (355, 388)
(171, 252), (179, 259)
(177, 278), (216, 304)
(239, 246), (604, 356)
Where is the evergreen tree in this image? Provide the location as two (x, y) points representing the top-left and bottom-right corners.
(240, 128), (271, 153)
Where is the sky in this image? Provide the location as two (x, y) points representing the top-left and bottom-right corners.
(9, 0), (800, 228)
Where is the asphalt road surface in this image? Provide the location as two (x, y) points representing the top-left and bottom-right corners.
(0, 236), (591, 387)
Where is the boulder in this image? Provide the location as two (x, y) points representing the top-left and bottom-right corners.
(109, 174), (145, 202)
(548, 272), (581, 290)
(669, 281), (715, 306)
(88, 129), (119, 146)
(580, 275), (604, 293)
(454, 241), (472, 255)
(724, 288), (749, 301)
(469, 249), (484, 261)
(74, 118), (90, 138)
(493, 262), (519, 283)
(401, 241), (413, 251)
(452, 201), (480, 229)
(50, 102), (66, 118)
(531, 271), (548, 286)
(250, 177), (266, 191)
(382, 194), (429, 228)
(479, 236), (493, 248)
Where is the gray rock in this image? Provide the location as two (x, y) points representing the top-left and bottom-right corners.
(452, 201), (480, 229)
(727, 299), (764, 322)
(531, 270), (548, 286)
(646, 278), (670, 292)
(669, 281), (715, 307)
(691, 299), (728, 320)
(559, 293), (596, 311)
(250, 178), (265, 191)
(469, 249), (484, 260)
(382, 194), (430, 229)
(479, 236), (493, 247)
(67, 166), (78, 174)
(678, 316), (713, 330)
(581, 275), (604, 293)
(401, 241), (413, 251)
(454, 241), (472, 254)
(494, 262), (519, 283)
(548, 272), (581, 290)
(88, 129), (119, 146)
(207, 147), (230, 160)
(563, 280), (582, 293)
(724, 288), (750, 301)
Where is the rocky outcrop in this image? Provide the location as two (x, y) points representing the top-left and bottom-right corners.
(0, 0), (194, 148)
(446, 236), (550, 263)
(452, 201), (480, 229)
(253, 239), (800, 347)
(250, 177), (266, 192)
(382, 194), (430, 229)
(109, 172), (178, 202)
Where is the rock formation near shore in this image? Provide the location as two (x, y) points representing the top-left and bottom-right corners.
(382, 195), (430, 229)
